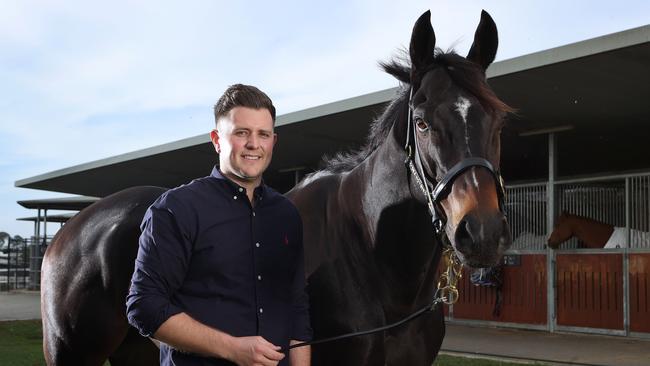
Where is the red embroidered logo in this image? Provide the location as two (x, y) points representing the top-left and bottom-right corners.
(283, 234), (289, 245)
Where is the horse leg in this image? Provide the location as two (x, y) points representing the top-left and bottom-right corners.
(108, 327), (159, 366)
(308, 265), (387, 366)
(42, 280), (130, 365)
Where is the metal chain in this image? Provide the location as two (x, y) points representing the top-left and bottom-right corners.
(435, 247), (464, 305)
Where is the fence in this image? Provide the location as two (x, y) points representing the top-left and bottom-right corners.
(1, 236), (50, 291)
(506, 173), (650, 250)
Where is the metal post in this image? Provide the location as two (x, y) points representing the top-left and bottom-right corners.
(43, 209), (48, 245)
(6, 236), (10, 291)
(36, 208), (41, 243)
(623, 177), (632, 336)
(625, 178), (630, 247)
(547, 132), (557, 332)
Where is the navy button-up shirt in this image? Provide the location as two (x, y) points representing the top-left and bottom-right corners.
(126, 167), (312, 365)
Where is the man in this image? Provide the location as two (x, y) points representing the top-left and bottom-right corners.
(127, 84), (312, 366)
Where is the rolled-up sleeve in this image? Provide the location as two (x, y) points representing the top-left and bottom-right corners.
(126, 193), (194, 337)
(291, 216), (313, 341)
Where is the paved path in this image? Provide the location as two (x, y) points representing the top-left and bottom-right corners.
(0, 291), (41, 321)
(442, 322), (650, 366)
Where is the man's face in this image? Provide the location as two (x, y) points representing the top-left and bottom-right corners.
(211, 106), (277, 188)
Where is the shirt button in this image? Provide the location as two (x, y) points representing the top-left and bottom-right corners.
(257, 275), (262, 281)
(238, 187), (244, 192)
(255, 242), (260, 248)
(252, 212), (256, 217)
(233, 195), (237, 200)
(259, 308), (264, 314)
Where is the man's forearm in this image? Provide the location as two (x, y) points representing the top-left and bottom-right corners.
(154, 312), (234, 360)
(289, 340), (311, 366)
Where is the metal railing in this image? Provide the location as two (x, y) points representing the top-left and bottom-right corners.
(1, 236), (51, 291)
(505, 172), (650, 250)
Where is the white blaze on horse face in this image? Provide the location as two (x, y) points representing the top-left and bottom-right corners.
(454, 96), (472, 154)
(455, 96), (480, 190)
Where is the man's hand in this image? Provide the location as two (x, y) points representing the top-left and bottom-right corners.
(228, 336), (285, 366)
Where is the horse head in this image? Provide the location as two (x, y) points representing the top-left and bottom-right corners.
(387, 10), (513, 267)
(547, 212), (572, 248)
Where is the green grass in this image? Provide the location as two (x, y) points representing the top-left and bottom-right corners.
(0, 320), (541, 366)
(0, 320), (45, 366)
(434, 354), (542, 365)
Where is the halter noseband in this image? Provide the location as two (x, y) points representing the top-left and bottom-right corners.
(404, 88), (507, 234)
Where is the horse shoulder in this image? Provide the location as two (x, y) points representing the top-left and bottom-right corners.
(287, 171), (347, 276)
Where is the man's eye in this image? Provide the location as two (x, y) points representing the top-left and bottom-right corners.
(235, 131), (247, 136)
(415, 118), (428, 132)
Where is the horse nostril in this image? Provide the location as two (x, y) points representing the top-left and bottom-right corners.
(455, 219), (475, 251)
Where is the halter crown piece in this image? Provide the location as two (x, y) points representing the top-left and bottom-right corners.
(403, 87), (507, 234)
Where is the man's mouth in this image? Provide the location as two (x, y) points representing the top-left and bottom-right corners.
(242, 155), (261, 160)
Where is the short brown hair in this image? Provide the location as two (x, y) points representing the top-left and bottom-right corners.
(213, 84), (276, 127)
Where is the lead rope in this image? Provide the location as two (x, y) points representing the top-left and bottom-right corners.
(285, 247), (462, 352)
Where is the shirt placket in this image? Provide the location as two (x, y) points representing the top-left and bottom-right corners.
(249, 192), (264, 335)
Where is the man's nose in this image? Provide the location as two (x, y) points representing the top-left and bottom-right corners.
(246, 134), (260, 149)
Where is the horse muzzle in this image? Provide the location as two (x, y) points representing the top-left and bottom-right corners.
(452, 210), (511, 267)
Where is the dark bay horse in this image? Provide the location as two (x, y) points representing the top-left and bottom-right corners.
(41, 10), (512, 366)
(287, 10), (512, 365)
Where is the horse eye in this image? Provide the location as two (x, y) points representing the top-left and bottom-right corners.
(415, 118), (429, 132)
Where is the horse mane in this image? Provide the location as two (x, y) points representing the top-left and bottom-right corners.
(321, 48), (514, 174)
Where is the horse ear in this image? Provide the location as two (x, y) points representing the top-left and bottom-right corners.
(467, 10), (498, 71)
(409, 10), (436, 73)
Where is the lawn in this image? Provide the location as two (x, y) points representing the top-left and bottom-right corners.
(0, 320), (45, 366)
(0, 320), (540, 366)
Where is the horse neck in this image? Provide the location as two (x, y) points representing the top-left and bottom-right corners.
(570, 216), (615, 248)
(341, 123), (442, 288)
(348, 132), (414, 240)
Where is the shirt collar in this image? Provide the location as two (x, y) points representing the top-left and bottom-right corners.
(210, 166), (267, 201)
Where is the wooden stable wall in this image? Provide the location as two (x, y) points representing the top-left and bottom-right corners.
(555, 253), (624, 330)
(630, 253), (650, 333)
(447, 251), (650, 335)
(452, 254), (547, 324)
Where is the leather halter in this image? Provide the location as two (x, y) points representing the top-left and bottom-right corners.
(403, 88), (507, 234)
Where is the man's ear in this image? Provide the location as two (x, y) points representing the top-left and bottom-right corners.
(210, 129), (220, 154)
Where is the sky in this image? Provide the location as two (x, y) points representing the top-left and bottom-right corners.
(1, 0), (649, 238)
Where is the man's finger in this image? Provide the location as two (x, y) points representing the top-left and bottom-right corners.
(261, 346), (285, 361)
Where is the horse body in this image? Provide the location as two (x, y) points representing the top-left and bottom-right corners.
(41, 187), (165, 366)
(288, 129), (446, 365)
